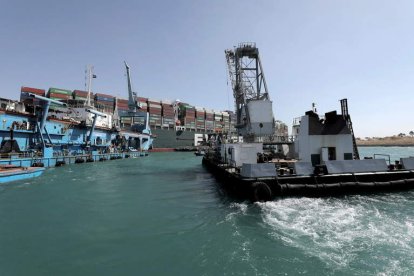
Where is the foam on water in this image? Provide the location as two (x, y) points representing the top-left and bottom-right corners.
(226, 202), (251, 260)
(258, 193), (414, 274)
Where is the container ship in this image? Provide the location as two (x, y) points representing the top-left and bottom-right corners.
(1, 62), (289, 155)
(4, 86), (289, 151)
(16, 88), (239, 150)
(143, 100), (289, 150)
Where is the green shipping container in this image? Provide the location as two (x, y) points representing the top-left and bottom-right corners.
(48, 87), (73, 95)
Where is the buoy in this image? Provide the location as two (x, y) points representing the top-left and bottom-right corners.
(251, 182), (272, 202)
(86, 157), (94, 163)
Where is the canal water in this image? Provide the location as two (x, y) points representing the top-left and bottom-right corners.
(1, 147), (414, 275)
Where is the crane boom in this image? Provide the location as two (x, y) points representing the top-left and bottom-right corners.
(225, 43), (275, 142)
(124, 61), (138, 113)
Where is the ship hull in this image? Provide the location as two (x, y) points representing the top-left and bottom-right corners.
(151, 128), (209, 149)
(0, 166), (45, 183)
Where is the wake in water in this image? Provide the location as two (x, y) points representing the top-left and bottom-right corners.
(258, 193), (414, 275)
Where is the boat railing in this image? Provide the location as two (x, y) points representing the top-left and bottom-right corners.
(263, 135), (296, 144)
(0, 151), (148, 167)
(238, 42), (256, 48)
(373, 154), (391, 165)
(0, 152), (36, 159)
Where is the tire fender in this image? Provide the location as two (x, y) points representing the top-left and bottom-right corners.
(251, 182), (272, 202)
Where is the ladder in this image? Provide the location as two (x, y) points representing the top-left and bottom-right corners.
(340, 99), (360, 160)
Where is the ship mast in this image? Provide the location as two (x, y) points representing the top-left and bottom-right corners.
(85, 65), (94, 107)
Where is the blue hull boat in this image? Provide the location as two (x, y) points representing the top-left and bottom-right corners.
(0, 165), (45, 184)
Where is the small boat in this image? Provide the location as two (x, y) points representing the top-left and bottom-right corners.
(0, 165), (45, 184)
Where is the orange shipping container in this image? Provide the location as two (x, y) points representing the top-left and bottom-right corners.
(21, 86), (45, 96)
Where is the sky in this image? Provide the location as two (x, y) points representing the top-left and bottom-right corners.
(1, 0), (413, 138)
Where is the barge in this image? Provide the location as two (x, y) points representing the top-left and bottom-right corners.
(203, 153), (414, 201)
(202, 43), (414, 202)
(202, 104), (414, 201)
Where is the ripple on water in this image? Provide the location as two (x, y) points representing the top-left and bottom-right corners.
(258, 193), (414, 274)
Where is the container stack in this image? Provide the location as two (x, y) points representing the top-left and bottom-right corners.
(20, 86), (45, 106)
(179, 103), (196, 129)
(73, 90), (93, 104)
(205, 109), (214, 131)
(214, 112), (224, 132)
(47, 88), (73, 109)
(161, 100), (175, 127)
(117, 98), (129, 117)
(47, 87), (73, 102)
(195, 107), (205, 131)
(94, 93), (115, 113)
(148, 99), (162, 127)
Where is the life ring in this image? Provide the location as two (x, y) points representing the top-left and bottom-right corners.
(280, 136), (286, 142)
(269, 136), (274, 141)
(251, 182), (272, 202)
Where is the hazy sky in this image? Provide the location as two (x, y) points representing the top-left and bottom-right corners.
(1, 0), (413, 137)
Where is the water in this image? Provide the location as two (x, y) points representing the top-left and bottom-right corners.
(359, 146), (414, 163)
(1, 148), (414, 275)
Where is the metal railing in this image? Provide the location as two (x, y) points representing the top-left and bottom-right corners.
(373, 154), (391, 165)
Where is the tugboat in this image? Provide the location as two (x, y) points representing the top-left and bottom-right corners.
(202, 43), (414, 202)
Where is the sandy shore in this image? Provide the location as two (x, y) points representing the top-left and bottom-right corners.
(357, 137), (414, 147)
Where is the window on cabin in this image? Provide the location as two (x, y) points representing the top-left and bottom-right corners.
(344, 153), (353, 160)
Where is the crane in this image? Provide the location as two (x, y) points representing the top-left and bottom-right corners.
(225, 43), (275, 142)
(124, 61), (140, 113)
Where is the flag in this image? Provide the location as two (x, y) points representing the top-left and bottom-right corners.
(93, 74), (97, 78)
